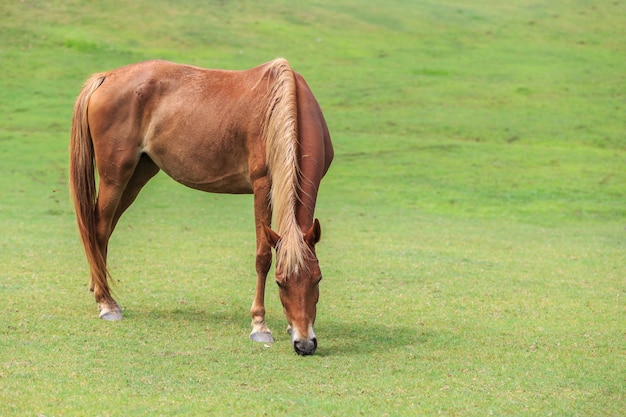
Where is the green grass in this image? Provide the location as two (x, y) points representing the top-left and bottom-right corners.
(1, 0), (624, 415)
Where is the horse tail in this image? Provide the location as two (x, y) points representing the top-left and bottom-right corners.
(262, 58), (309, 275)
(69, 73), (109, 299)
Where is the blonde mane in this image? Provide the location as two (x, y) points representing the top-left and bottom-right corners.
(262, 58), (310, 276)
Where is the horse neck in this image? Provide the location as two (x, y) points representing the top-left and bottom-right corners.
(295, 169), (320, 234)
(262, 58), (329, 274)
(294, 112), (327, 234)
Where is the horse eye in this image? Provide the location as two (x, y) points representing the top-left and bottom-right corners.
(275, 280), (284, 289)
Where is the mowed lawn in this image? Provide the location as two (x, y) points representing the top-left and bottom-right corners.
(1, 1), (624, 416)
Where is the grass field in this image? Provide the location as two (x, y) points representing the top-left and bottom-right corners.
(1, 0), (624, 415)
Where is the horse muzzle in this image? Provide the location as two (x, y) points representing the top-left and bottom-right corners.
(290, 325), (317, 356)
(293, 337), (317, 356)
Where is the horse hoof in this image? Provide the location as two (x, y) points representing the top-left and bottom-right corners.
(99, 301), (122, 321)
(250, 331), (274, 343)
(99, 309), (123, 321)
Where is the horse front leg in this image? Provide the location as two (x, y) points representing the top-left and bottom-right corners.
(250, 248), (273, 342)
(249, 176), (274, 342)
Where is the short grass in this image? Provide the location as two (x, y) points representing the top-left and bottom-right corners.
(1, 0), (624, 415)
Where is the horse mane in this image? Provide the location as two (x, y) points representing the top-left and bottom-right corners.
(262, 58), (311, 277)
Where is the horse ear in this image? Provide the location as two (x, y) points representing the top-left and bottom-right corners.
(263, 223), (281, 248)
(305, 218), (321, 246)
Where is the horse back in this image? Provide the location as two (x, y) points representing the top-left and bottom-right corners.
(86, 60), (272, 193)
(84, 59), (332, 199)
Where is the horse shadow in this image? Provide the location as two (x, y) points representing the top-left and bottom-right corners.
(314, 319), (431, 357)
(122, 304), (246, 327)
(120, 305), (431, 357)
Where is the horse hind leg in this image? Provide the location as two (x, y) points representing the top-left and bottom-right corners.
(92, 179), (127, 321)
(92, 154), (159, 320)
(90, 152), (154, 321)
(111, 154), (159, 232)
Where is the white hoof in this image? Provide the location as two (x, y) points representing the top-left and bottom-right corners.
(250, 331), (274, 343)
(99, 301), (122, 321)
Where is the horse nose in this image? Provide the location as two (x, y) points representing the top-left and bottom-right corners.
(293, 337), (317, 356)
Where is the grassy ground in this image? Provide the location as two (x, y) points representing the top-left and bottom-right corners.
(1, 0), (624, 415)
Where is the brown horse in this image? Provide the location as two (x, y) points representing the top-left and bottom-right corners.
(69, 58), (333, 355)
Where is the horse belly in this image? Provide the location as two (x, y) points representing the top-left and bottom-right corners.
(145, 132), (254, 194)
(108, 61), (261, 194)
(173, 164), (253, 194)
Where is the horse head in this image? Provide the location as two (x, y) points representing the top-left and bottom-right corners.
(264, 219), (322, 355)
